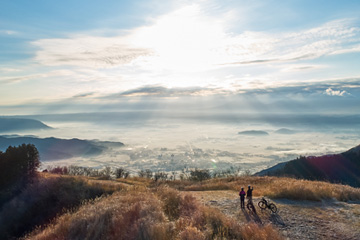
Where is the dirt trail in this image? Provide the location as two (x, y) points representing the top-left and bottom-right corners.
(187, 190), (360, 240)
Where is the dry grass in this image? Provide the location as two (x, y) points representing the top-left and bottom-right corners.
(0, 174), (119, 239)
(240, 223), (283, 240)
(115, 176), (153, 187)
(156, 186), (282, 240)
(265, 178), (360, 201)
(26, 185), (283, 240)
(20, 173), (360, 239)
(26, 189), (173, 240)
(163, 176), (360, 202)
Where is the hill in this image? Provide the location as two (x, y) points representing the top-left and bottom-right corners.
(0, 118), (51, 132)
(238, 130), (269, 136)
(255, 144), (360, 187)
(12, 174), (359, 240)
(0, 136), (124, 161)
(274, 128), (296, 134)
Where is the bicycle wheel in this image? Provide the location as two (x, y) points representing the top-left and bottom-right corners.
(269, 203), (277, 213)
(258, 200), (267, 209)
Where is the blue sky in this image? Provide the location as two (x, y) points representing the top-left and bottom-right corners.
(1, 0), (360, 115)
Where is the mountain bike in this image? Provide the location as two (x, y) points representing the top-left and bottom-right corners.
(258, 197), (277, 213)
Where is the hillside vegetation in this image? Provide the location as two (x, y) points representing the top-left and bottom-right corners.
(25, 180), (282, 240)
(12, 173), (357, 240)
(1, 144), (359, 239)
(0, 169), (357, 239)
(256, 144), (360, 187)
(159, 176), (360, 202)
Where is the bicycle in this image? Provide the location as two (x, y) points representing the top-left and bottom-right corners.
(258, 197), (277, 213)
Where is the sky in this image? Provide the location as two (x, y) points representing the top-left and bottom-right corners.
(1, 0), (360, 115)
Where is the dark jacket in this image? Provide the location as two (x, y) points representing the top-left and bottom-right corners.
(239, 190), (246, 199)
(247, 188), (253, 198)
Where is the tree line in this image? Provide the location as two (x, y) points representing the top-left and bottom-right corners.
(0, 144), (40, 204)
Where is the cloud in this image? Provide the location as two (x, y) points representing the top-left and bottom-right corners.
(32, 37), (151, 68)
(223, 19), (360, 66)
(98, 77), (360, 100)
(329, 44), (360, 55)
(73, 92), (96, 98)
(324, 88), (348, 96)
(2, 4), (359, 110)
(0, 30), (18, 35)
(1, 76), (359, 116)
(0, 75), (40, 84)
(31, 5), (360, 73)
(279, 64), (327, 72)
(104, 85), (227, 98)
(0, 70), (76, 84)
(0, 68), (21, 73)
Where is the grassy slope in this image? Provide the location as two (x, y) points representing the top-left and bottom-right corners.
(189, 191), (360, 239)
(158, 176), (360, 201)
(23, 174), (360, 240)
(0, 173), (123, 239)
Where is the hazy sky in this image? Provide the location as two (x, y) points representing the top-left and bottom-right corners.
(1, 0), (360, 115)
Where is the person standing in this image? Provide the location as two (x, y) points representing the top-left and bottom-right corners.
(239, 187), (246, 208)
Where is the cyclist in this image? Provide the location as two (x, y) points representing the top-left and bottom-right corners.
(239, 187), (246, 208)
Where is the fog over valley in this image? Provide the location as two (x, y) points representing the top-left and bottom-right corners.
(2, 109), (359, 174)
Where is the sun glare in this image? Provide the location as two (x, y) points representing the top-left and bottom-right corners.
(129, 5), (228, 73)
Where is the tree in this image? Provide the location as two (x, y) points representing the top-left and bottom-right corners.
(189, 169), (211, 181)
(0, 144), (40, 192)
(138, 169), (153, 179)
(115, 167), (126, 178)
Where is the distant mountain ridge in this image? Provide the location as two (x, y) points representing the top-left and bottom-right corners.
(255, 145), (360, 187)
(0, 118), (51, 132)
(0, 136), (124, 161)
(238, 130), (269, 136)
(274, 128), (296, 134)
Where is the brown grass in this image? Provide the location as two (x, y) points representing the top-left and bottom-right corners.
(26, 184), (283, 240)
(162, 176), (360, 202)
(23, 173), (360, 239)
(0, 175), (119, 239)
(156, 186), (282, 240)
(26, 189), (173, 240)
(115, 176), (153, 187)
(240, 223), (283, 240)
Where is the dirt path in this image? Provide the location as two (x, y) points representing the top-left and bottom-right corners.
(186, 190), (360, 240)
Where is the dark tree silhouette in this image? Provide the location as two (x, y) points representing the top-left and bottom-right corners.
(0, 144), (40, 202)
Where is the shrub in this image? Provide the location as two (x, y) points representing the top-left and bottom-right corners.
(189, 169), (211, 181)
(114, 167), (129, 179)
(179, 226), (205, 240)
(0, 176), (116, 239)
(156, 186), (182, 220)
(241, 223), (283, 240)
(26, 190), (174, 240)
(48, 166), (68, 175)
(138, 169), (153, 178)
(154, 171), (168, 181)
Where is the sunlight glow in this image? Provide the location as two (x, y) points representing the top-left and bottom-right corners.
(130, 5), (228, 72)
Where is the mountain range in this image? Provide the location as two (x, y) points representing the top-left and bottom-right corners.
(0, 118), (51, 132)
(0, 135), (124, 161)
